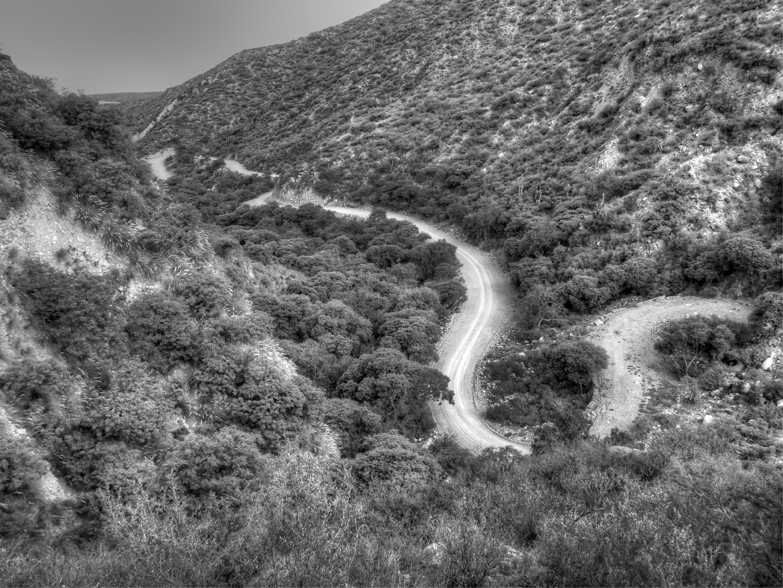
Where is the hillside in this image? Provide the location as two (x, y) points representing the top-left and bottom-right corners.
(130, 0), (782, 235)
(130, 0), (782, 325)
(1, 0), (783, 583)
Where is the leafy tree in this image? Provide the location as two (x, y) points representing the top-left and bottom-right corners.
(751, 291), (783, 334)
(322, 398), (384, 458)
(301, 299), (372, 357)
(336, 348), (451, 436)
(378, 309), (441, 363)
(655, 315), (746, 376)
(208, 355), (322, 450)
(717, 235), (775, 277)
(560, 274), (611, 313)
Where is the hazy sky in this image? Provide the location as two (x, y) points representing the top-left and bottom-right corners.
(0, 0), (387, 94)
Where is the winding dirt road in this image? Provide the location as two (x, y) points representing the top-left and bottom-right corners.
(143, 153), (521, 451)
(587, 296), (752, 438)
(142, 148), (174, 181)
(144, 152), (759, 452)
(325, 207), (527, 453)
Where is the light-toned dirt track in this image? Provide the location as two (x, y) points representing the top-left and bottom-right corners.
(146, 154), (526, 452)
(326, 207), (529, 453)
(142, 148), (174, 181)
(587, 296), (752, 438)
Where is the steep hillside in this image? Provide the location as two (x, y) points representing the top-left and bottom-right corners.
(130, 0), (782, 321)
(132, 0), (781, 224)
(2, 27), (782, 586)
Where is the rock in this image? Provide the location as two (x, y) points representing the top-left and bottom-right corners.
(742, 382), (752, 393)
(498, 544), (526, 574)
(710, 389), (721, 397)
(727, 362), (743, 373)
(778, 399), (783, 408)
(423, 542), (446, 566)
(736, 154), (749, 164)
(761, 357), (773, 371)
(608, 445), (641, 454)
(594, 319), (604, 326)
(702, 415), (714, 424)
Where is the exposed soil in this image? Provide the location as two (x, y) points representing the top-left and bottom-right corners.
(143, 148), (174, 181)
(586, 296), (752, 438)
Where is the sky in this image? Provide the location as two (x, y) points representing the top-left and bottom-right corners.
(0, 0), (388, 94)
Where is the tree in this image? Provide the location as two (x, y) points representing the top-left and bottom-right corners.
(173, 273), (231, 319)
(126, 291), (201, 369)
(85, 361), (173, 448)
(162, 427), (271, 499)
(351, 432), (441, 490)
(655, 316), (742, 376)
(336, 348), (451, 436)
(540, 340), (609, 393)
(379, 309), (441, 363)
(301, 299), (372, 357)
(322, 398), (384, 458)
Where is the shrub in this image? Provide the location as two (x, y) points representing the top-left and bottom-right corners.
(125, 291), (201, 369)
(655, 315), (748, 376)
(162, 427), (271, 499)
(0, 429), (47, 494)
(352, 432), (441, 491)
(172, 273), (231, 319)
(0, 358), (69, 411)
(751, 291), (783, 334)
(322, 398), (384, 458)
(84, 361), (173, 448)
(12, 259), (126, 362)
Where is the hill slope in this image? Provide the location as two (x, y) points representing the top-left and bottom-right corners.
(130, 0), (781, 227)
(130, 0), (782, 314)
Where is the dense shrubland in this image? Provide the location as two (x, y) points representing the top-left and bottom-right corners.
(130, 0), (782, 315)
(1, 431), (780, 587)
(1, 0), (782, 581)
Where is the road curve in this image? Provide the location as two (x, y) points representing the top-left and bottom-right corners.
(144, 154), (526, 452)
(587, 296), (752, 438)
(325, 206), (529, 453)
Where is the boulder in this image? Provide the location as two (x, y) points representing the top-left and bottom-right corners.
(702, 415), (714, 425)
(761, 357), (773, 371)
(423, 542), (446, 566)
